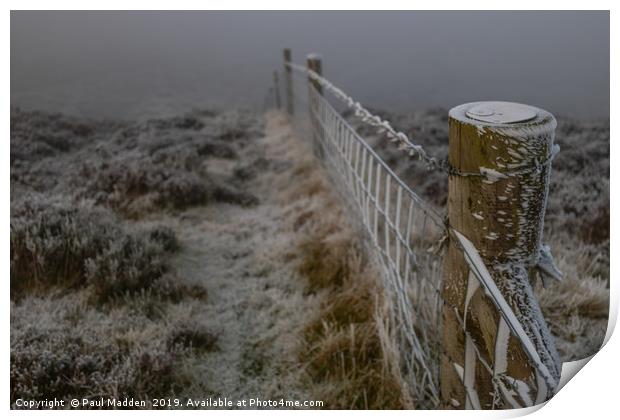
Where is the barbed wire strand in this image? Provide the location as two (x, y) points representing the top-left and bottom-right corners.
(287, 62), (448, 171)
(286, 62), (559, 180)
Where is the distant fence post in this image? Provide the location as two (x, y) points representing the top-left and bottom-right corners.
(283, 48), (294, 115)
(441, 102), (561, 409)
(273, 71), (281, 110)
(306, 54), (323, 154)
(306, 54), (323, 95)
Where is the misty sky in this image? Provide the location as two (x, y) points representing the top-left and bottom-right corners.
(11, 11), (610, 119)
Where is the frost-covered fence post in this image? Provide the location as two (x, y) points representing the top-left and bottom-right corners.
(283, 48), (294, 115)
(307, 54), (323, 154)
(441, 102), (562, 409)
(306, 53), (322, 95)
(273, 71), (281, 110)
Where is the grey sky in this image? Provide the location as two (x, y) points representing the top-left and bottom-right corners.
(11, 11), (610, 119)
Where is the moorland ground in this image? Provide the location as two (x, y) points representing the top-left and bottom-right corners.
(10, 106), (609, 408)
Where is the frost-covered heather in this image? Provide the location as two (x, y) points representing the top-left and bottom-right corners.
(11, 294), (216, 403)
(10, 195), (183, 302)
(11, 108), (263, 217)
(347, 108), (610, 360)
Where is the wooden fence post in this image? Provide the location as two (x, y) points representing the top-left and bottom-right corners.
(306, 54), (323, 154)
(273, 71), (281, 110)
(306, 54), (323, 95)
(283, 48), (294, 115)
(441, 101), (562, 409)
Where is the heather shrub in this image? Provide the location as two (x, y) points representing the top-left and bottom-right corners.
(195, 139), (238, 158)
(10, 107), (107, 164)
(83, 161), (258, 215)
(157, 173), (210, 208)
(79, 161), (210, 216)
(148, 226), (180, 252)
(147, 114), (205, 131)
(11, 328), (132, 401)
(10, 198), (180, 301)
(10, 299), (201, 403)
(11, 108), (263, 217)
(84, 233), (168, 301)
(212, 185), (259, 207)
(167, 322), (219, 353)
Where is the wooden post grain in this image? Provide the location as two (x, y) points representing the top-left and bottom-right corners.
(442, 102), (561, 409)
(283, 48), (294, 115)
(272, 71), (281, 110)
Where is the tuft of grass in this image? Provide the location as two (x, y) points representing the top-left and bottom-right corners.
(298, 236), (355, 293)
(297, 232), (409, 409)
(538, 272), (609, 359)
(579, 203), (609, 245)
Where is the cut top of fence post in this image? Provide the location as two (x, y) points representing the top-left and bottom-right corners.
(463, 101), (538, 125)
(449, 101), (556, 133)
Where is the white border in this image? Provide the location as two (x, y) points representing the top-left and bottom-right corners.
(5, 3), (616, 419)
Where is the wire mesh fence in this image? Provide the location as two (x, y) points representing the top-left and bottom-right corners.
(306, 73), (445, 405)
(281, 63), (559, 409)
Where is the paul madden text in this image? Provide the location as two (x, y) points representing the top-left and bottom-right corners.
(13, 397), (324, 409)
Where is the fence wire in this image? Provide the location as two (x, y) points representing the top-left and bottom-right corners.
(281, 65), (558, 409)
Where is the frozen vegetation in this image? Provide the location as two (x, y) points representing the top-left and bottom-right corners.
(10, 107), (264, 404)
(10, 103), (609, 408)
(11, 107), (408, 408)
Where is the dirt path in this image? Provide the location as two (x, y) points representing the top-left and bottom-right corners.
(166, 112), (323, 403)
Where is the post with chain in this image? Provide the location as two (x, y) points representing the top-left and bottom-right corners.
(306, 54), (323, 155)
(283, 48), (294, 115)
(272, 71), (281, 110)
(441, 101), (562, 409)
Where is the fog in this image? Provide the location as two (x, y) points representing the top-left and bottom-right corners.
(11, 11), (609, 119)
